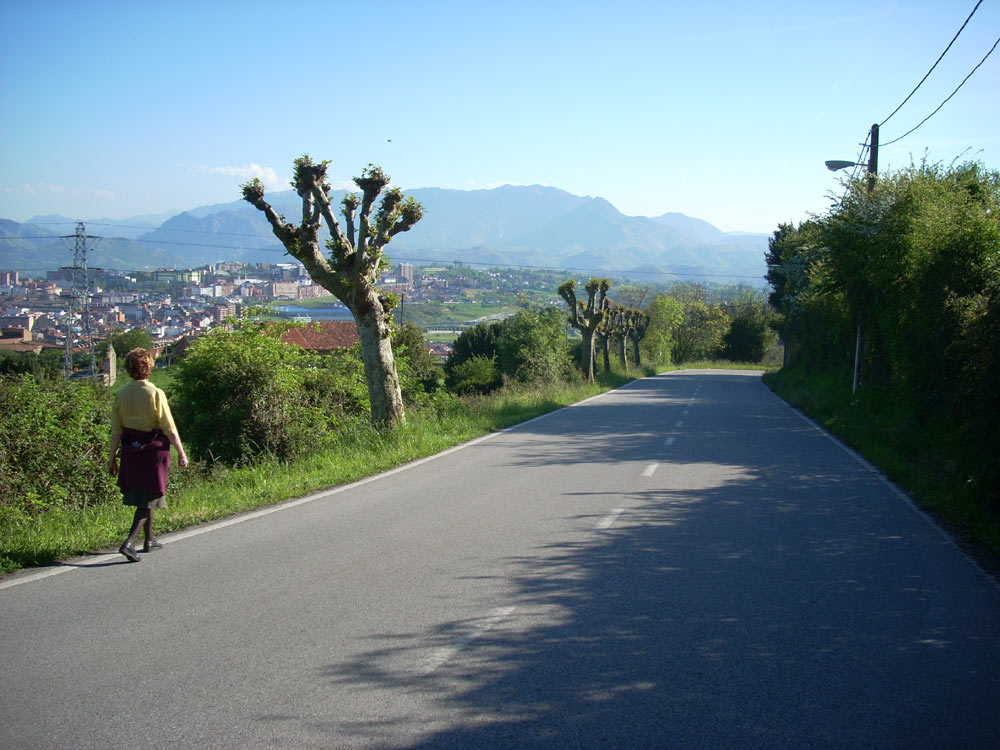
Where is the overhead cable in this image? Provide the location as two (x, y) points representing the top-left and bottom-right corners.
(882, 33), (1000, 147)
(879, 0), (985, 127)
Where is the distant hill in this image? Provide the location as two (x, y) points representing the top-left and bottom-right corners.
(2, 185), (768, 281)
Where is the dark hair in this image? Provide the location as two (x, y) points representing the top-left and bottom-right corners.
(124, 348), (155, 380)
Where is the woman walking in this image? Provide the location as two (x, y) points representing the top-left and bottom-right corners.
(108, 347), (187, 562)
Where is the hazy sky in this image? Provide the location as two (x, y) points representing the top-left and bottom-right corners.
(1, 0), (997, 233)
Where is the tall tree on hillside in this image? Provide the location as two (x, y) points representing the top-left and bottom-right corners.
(558, 277), (610, 382)
(242, 157), (422, 427)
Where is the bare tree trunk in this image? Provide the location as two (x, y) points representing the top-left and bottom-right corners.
(582, 330), (596, 382)
(355, 307), (404, 427)
(616, 336), (628, 370)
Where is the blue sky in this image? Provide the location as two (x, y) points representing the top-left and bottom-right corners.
(1, 0), (997, 233)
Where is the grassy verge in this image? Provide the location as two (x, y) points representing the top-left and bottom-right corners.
(0, 372), (637, 576)
(763, 365), (1000, 572)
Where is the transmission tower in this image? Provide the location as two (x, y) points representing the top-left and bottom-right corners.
(60, 222), (102, 378)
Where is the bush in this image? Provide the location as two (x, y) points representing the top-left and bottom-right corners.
(445, 321), (501, 380)
(171, 324), (363, 464)
(497, 307), (574, 384)
(0, 375), (118, 521)
(447, 354), (500, 394)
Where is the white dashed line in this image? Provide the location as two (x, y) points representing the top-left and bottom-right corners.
(422, 606), (516, 673)
(641, 463), (659, 477)
(596, 508), (625, 530)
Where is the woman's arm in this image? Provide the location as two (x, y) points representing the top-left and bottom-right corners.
(167, 432), (188, 468)
(108, 433), (122, 477)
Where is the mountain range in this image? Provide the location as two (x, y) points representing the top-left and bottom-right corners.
(1, 185), (767, 281)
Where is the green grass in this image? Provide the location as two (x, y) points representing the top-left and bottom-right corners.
(763, 365), (1000, 567)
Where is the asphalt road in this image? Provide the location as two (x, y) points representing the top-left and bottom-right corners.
(2, 371), (999, 749)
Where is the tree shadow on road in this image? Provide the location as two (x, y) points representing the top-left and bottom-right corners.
(315, 374), (1000, 748)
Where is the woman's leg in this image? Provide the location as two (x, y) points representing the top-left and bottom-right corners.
(142, 509), (162, 552)
(120, 507), (149, 561)
(125, 507), (148, 546)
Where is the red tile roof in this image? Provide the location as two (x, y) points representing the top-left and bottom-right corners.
(281, 320), (360, 352)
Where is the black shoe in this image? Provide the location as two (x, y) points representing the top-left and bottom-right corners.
(143, 539), (163, 553)
(119, 543), (141, 562)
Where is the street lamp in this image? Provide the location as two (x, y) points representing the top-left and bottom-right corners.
(826, 123), (879, 394)
(824, 160), (859, 171)
(827, 123), (879, 195)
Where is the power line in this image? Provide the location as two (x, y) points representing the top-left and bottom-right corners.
(5, 229), (766, 280)
(389, 257), (763, 280)
(882, 33), (1000, 147)
(879, 0), (985, 127)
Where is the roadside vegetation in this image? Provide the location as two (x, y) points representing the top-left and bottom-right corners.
(764, 160), (1000, 564)
(1, 274), (776, 576)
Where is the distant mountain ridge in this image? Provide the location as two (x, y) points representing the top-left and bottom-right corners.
(3, 185), (767, 281)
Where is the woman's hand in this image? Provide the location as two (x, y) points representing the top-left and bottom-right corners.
(178, 452), (188, 468)
(107, 457), (118, 477)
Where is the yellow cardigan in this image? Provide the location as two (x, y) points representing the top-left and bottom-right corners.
(111, 379), (179, 438)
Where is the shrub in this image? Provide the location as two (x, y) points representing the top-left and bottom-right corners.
(444, 321), (502, 381)
(171, 324), (355, 464)
(0, 375), (118, 521)
(447, 354), (500, 394)
(496, 307), (574, 383)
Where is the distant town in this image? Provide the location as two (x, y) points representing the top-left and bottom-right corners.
(0, 260), (572, 371)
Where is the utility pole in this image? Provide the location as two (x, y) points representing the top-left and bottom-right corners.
(61, 222), (101, 379)
(867, 123), (879, 195)
(853, 123), (879, 394)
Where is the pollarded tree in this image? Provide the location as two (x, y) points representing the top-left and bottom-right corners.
(625, 308), (650, 369)
(600, 304), (628, 372)
(242, 157), (422, 427)
(558, 277), (610, 382)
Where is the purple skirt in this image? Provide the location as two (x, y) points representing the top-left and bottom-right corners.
(117, 427), (171, 497)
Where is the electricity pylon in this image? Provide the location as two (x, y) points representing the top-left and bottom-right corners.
(60, 222), (101, 379)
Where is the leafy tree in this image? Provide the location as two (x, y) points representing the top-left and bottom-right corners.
(641, 293), (683, 366)
(718, 286), (773, 362)
(496, 307), (574, 384)
(558, 277), (610, 382)
(765, 222), (819, 309)
(108, 327), (153, 359)
(669, 285), (730, 363)
(242, 157), (422, 427)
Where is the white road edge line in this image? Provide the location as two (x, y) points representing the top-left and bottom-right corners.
(770, 387), (1000, 594)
